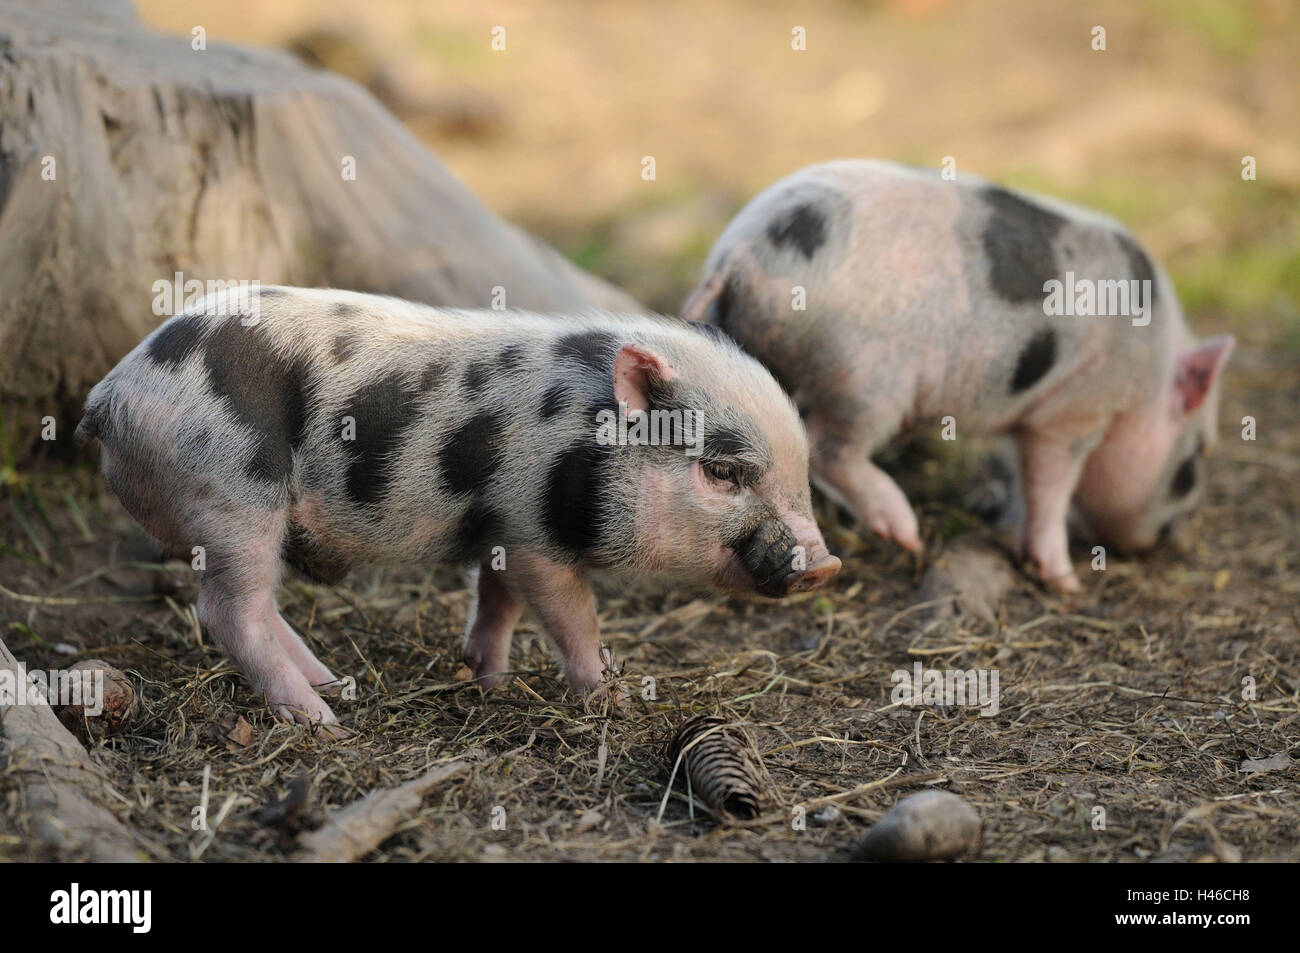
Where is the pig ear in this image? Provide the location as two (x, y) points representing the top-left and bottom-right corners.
(613, 344), (676, 412)
(1174, 335), (1235, 414)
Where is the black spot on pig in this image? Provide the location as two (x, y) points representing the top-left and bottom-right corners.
(464, 361), (492, 395)
(711, 273), (758, 338)
(766, 203), (828, 260)
(282, 522), (351, 585)
(203, 318), (313, 483)
(333, 302), (358, 320)
(496, 344), (526, 372)
(419, 360), (446, 392)
(189, 422), (218, 450)
(440, 409), (508, 495)
(448, 499), (504, 562)
(340, 371), (424, 508)
(545, 436), (610, 555)
(148, 314), (207, 369)
(332, 333), (357, 363)
(1010, 329), (1057, 393)
(554, 330), (617, 376)
(1116, 232), (1159, 307)
(706, 427), (752, 459)
(540, 383), (570, 420)
(981, 187), (1066, 303)
(733, 513), (798, 597)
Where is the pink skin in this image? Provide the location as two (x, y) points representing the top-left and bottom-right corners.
(267, 603), (339, 692)
(1075, 407), (1178, 551)
(1016, 429), (1094, 592)
(679, 487), (841, 595)
(780, 511), (843, 592)
(463, 552), (605, 692)
(103, 449), (345, 734)
(621, 342), (839, 594)
(195, 528), (344, 736)
(639, 463), (840, 592)
(1076, 336), (1234, 552)
(463, 566), (525, 689)
(809, 425), (922, 554)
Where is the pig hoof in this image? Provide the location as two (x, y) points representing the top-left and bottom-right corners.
(314, 678), (346, 696)
(1036, 567), (1082, 593)
(566, 670), (604, 696)
(867, 512), (923, 553)
(271, 695), (342, 735)
(310, 721), (354, 741)
(1049, 572), (1082, 594)
(565, 647), (615, 695)
(464, 653), (509, 690)
(582, 678), (633, 716)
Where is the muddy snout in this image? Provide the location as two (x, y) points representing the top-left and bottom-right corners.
(736, 519), (841, 597)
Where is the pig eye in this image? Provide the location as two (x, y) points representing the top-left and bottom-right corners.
(703, 461), (741, 489)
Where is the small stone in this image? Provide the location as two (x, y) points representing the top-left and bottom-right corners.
(812, 805), (842, 825)
(854, 790), (982, 862)
(917, 539), (1016, 623)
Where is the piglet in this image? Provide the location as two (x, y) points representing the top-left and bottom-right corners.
(683, 160), (1233, 591)
(77, 287), (840, 730)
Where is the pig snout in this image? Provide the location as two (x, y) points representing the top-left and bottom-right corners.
(734, 518), (840, 597)
(785, 551), (842, 593)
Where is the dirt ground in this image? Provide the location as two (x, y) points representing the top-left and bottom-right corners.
(1, 341), (1296, 862)
(2, 0), (1297, 862)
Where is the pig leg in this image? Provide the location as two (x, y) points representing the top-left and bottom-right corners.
(267, 606), (340, 692)
(102, 446), (340, 729)
(463, 562), (524, 689)
(810, 426), (922, 552)
(197, 533), (339, 730)
(1016, 430), (1089, 592)
(507, 555), (607, 692)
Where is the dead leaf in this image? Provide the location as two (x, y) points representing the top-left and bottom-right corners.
(1240, 753), (1291, 774)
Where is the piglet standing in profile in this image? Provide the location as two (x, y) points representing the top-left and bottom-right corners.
(77, 288), (840, 731)
(683, 160), (1233, 591)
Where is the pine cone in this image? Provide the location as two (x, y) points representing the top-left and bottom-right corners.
(667, 714), (769, 821)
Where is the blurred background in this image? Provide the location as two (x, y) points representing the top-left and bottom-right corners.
(138, 0), (1299, 341)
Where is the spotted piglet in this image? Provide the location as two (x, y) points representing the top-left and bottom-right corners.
(683, 160), (1233, 591)
(77, 288), (840, 730)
